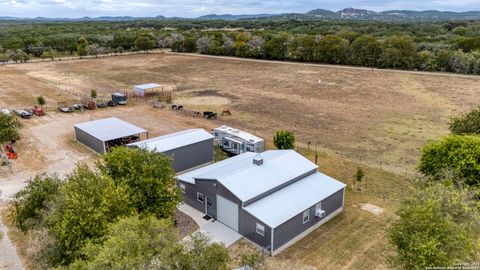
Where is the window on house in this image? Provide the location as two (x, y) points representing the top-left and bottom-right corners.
(223, 140), (229, 147)
(197, 192), (204, 203)
(214, 132), (218, 136)
(233, 143), (238, 150)
(256, 223), (265, 236)
(179, 183), (186, 194)
(303, 209), (310, 224)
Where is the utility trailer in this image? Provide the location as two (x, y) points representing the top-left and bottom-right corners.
(112, 93), (127, 105)
(212, 125), (264, 155)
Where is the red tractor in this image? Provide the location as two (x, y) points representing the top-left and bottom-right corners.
(32, 106), (45, 116)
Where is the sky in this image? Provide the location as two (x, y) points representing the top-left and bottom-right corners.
(1, 0), (479, 18)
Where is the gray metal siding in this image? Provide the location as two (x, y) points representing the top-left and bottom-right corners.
(164, 139), (214, 173)
(178, 179), (240, 218)
(74, 127), (105, 154)
(239, 209), (272, 251)
(178, 181), (204, 213)
(195, 180), (240, 219)
(272, 188), (344, 252)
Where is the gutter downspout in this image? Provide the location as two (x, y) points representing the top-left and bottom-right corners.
(270, 227), (274, 256)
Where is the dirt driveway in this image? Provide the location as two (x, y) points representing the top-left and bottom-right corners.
(0, 104), (218, 269)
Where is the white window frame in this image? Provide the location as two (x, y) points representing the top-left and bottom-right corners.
(256, 223), (265, 236)
(197, 192), (204, 203)
(179, 183), (186, 194)
(303, 209), (310, 224)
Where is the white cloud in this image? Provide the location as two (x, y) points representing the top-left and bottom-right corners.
(0, 0), (479, 18)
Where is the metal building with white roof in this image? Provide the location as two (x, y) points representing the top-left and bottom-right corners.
(74, 117), (148, 154)
(128, 129), (214, 172)
(177, 150), (346, 255)
(133, 83), (162, 97)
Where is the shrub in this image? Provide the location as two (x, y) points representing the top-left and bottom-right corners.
(273, 130), (295, 149)
(449, 107), (480, 135)
(388, 183), (480, 269)
(10, 174), (62, 232)
(418, 135), (480, 187)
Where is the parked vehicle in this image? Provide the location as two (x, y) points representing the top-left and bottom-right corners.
(84, 101), (96, 110)
(96, 102), (107, 108)
(112, 93), (127, 105)
(58, 106), (74, 113)
(14, 109), (33, 119)
(32, 106), (45, 116)
(72, 104), (83, 110)
(0, 109), (11, 115)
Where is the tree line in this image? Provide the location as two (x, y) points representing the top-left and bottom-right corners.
(1, 19), (480, 74)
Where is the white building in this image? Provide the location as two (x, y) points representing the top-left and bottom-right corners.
(212, 125), (264, 155)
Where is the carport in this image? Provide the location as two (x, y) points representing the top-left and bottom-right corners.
(74, 117), (148, 154)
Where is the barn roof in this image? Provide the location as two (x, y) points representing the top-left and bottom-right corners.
(244, 172), (346, 228)
(128, 129), (213, 152)
(74, 117), (147, 142)
(133, 83), (162, 90)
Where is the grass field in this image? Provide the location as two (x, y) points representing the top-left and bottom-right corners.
(7, 52), (480, 174)
(0, 52), (478, 269)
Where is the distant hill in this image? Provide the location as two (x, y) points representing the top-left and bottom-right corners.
(1, 8), (480, 22)
(197, 14), (273, 20)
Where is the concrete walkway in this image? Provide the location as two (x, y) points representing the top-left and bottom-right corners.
(199, 221), (242, 247)
(178, 203), (242, 247)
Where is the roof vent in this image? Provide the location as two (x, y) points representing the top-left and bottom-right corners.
(253, 155), (263, 166)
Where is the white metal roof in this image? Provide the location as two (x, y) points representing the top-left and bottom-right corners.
(74, 117), (147, 142)
(213, 125), (263, 144)
(178, 150), (318, 202)
(133, 83), (162, 90)
(244, 172), (346, 228)
(128, 129), (213, 152)
(177, 152), (257, 184)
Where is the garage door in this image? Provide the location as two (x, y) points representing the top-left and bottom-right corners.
(216, 195), (239, 231)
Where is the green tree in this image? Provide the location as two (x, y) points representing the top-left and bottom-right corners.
(350, 35), (382, 67)
(10, 174), (62, 232)
(47, 164), (133, 264)
(67, 215), (178, 269)
(37, 95), (46, 108)
(98, 147), (181, 219)
(381, 35), (417, 69)
(418, 135), (480, 187)
(449, 107), (480, 135)
(315, 35), (349, 64)
(90, 89), (97, 99)
(263, 33), (290, 60)
(76, 37), (88, 57)
(388, 183), (480, 269)
(135, 36), (155, 52)
(273, 130), (295, 149)
(176, 232), (230, 270)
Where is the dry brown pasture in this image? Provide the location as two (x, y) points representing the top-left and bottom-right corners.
(0, 52), (479, 269)
(8, 52), (480, 174)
